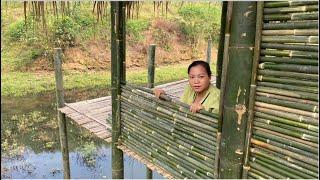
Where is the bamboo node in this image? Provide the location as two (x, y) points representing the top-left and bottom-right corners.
(258, 63), (265, 69)
(235, 149), (243, 155)
(243, 165), (250, 170)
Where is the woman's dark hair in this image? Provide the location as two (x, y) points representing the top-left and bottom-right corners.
(188, 60), (212, 77)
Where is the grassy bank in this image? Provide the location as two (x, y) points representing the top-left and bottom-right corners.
(1, 63), (217, 97)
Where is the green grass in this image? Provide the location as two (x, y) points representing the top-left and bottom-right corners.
(1, 63), (217, 97)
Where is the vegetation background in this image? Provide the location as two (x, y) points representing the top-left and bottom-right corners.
(1, 1), (222, 97)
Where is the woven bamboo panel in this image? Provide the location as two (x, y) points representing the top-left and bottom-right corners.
(247, 1), (319, 179)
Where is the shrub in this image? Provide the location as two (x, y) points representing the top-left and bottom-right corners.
(177, 3), (221, 46)
(52, 16), (79, 48)
(127, 19), (150, 42)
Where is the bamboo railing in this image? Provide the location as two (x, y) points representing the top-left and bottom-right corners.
(118, 84), (219, 179)
(244, 1), (319, 179)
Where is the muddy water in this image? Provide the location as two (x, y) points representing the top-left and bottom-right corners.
(1, 88), (163, 179)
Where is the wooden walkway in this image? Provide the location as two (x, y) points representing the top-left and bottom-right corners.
(59, 77), (216, 143)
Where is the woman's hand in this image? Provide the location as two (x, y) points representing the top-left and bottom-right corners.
(153, 88), (165, 99)
(190, 102), (203, 113)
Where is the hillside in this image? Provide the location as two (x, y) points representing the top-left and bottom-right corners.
(1, 2), (221, 72)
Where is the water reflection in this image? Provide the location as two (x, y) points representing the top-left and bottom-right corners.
(1, 88), (163, 179)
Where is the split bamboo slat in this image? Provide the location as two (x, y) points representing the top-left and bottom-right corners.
(119, 84), (219, 179)
(247, 1), (319, 179)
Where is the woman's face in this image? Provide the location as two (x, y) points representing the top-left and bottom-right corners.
(188, 65), (211, 93)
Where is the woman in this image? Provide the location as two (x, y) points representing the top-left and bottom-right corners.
(154, 60), (219, 113)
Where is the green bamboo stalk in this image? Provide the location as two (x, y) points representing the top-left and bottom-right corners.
(257, 75), (318, 87)
(261, 49), (318, 59)
(121, 108), (216, 160)
(259, 63), (318, 74)
(262, 29), (318, 36)
(256, 95), (319, 113)
(255, 111), (318, 132)
(264, 5), (318, 14)
(254, 120), (318, 143)
(264, 1), (318, 8)
(122, 123), (215, 177)
(261, 42), (318, 52)
(251, 144), (319, 173)
(251, 138), (318, 166)
(264, 12), (319, 21)
(260, 57), (318, 65)
(255, 101), (319, 118)
(251, 147), (318, 178)
(253, 127), (318, 151)
(111, 2), (125, 179)
(147, 44), (156, 89)
(242, 2), (264, 179)
(216, 1), (228, 89)
(124, 84), (219, 120)
(257, 81), (318, 94)
(256, 91), (318, 106)
(248, 168), (274, 179)
(255, 116), (318, 138)
(121, 95), (217, 137)
(258, 69), (318, 81)
(263, 21), (318, 30)
(262, 35), (318, 43)
(53, 48), (70, 179)
(256, 86), (319, 102)
(249, 161), (283, 178)
(251, 157), (302, 179)
(253, 135), (319, 161)
(219, 1), (257, 178)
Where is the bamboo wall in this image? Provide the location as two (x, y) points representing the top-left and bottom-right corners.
(119, 84), (219, 178)
(245, 1), (319, 179)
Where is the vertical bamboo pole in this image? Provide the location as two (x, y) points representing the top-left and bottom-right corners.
(146, 44), (155, 179)
(206, 36), (212, 65)
(111, 2), (126, 179)
(147, 44), (156, 89)
(216, 2), (228, 89)
(242, 2), (264, 178)
(219, 2), (257, 178)
(53, 48), (70, 179)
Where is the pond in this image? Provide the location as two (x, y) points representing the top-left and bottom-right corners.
(1, 88), (163, 179)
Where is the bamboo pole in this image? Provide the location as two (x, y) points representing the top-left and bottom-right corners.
(53, 48), (70, 179)
(251, 138), (318, 166)
(262, 35), (318, 44)
(264, 1), (318, 8)
(264, 5), (318, 14)
(111, 2), (125, 179)
(257, 81), (318, 94)
(147, 44), (156, 89)
(264, 12), (319, 21)
(216, 1), (227, 89)
(263, 21), (318, 30)
(258, 63), (318, 74)
(258, 69), (318, 81)
(253, 128), (318, 154)
(260, 57), (318, 66)
(250, 147), (318, 178)
(256, 91), (318, 106)
(257, 75), (318, 87)
(146, 43), (156, 179)
(260, 49), (318, 59)
(206, 36), (212, 65)
(219, 2), (257, 178)
(261, 42), (318, 52)
(242, 2), (264, 178)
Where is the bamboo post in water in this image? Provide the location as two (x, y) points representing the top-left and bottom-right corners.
(219, 2), (257, 178)
(111, 1), (126, 179)
(147, 44), (156, 89)
(146, 44), (155, 178)
(206, 36), (212, 65)
(53, 48), (70, 179)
